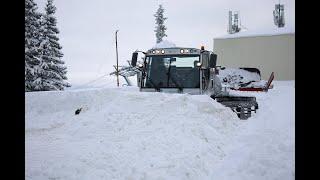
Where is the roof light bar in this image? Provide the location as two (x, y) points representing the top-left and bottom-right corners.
(180, 49), (192, 53)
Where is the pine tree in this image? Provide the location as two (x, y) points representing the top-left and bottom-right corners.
(25, 0), (42, 91)
(37, 0), (70, 91)
(154, 4), (167, 43)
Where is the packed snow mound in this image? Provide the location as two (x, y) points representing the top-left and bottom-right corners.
(153, 40), (176, 48)
(26, 88), (240, 180)
(212, 81), (295, 180)
(217, 68), (261, 87)
(26, 81), (295, 179)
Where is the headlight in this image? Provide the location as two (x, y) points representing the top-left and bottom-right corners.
(196, 62), (202, 67)
(180, 49), (184, 53)
(161, 50), (165, 54)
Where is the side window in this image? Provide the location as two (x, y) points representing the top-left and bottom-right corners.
(171, 56), (197, 67)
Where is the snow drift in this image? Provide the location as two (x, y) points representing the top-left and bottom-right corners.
(26, 88), (240, 180)
(25, 81), (294, 180)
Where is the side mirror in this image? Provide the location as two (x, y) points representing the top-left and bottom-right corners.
(194, 61), (202, 67)
(131, 52), (138, 67)
(209, 53), (217, 68)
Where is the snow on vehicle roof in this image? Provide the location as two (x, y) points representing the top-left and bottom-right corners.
(152, 40), (176, 48)
(214, 26), (295, 39)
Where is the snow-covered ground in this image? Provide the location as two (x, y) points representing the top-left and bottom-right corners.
(25, 81), (294, 180)
(211, 81), (295, 179)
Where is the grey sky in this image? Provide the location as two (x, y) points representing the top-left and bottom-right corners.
(34, 0), (295, 84)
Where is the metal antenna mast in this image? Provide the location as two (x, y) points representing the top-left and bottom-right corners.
(273, 0), (285, 27)
(115, 30), (119, 87)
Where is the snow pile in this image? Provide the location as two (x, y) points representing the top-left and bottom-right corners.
(26, 81), (294, 180)
(153, 40), (176, 48)
(26, 88), (240, 180)
(218, 68), (261, 87)
(210, 81), (295, 179)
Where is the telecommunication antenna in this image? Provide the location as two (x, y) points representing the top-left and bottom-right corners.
(228, 11), (241, 34)
(273, 0), (285, 27)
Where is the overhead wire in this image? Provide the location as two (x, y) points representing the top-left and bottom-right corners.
(73, 29), (119, 90)
(72, 74), (109, 89)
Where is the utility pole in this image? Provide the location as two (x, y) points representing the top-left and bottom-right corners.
(115, 30), (119, 87)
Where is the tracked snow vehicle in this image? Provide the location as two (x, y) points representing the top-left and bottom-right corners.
(130, 46), (258, 119)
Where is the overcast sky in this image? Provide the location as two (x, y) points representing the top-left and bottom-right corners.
(34, 0), (295, 84)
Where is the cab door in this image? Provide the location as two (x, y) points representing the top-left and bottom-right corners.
(199, 51), (210, 93)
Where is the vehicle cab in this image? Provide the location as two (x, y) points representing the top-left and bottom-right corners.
(132, 46), (221, 95)
(130, 46), (258, 119)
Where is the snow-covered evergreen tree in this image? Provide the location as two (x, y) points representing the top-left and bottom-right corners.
(25, 0), (42, 91)
(37, 0), (70, 91)
(154, 4), (167, 43)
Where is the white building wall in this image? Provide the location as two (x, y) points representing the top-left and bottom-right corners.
(213, 33), (295, 80)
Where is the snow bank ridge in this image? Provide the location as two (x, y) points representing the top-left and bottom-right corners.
(26, 88), (241, 180)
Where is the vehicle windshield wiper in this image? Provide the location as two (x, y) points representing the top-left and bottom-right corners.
(166, 63), (183, 92)
(168, 71), (183, 92)
(148, 77), (160, 91)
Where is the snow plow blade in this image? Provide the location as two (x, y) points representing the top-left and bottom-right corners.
(212, 96), (258, 120)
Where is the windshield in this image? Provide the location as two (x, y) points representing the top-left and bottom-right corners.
(145, 55), (200, 88)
